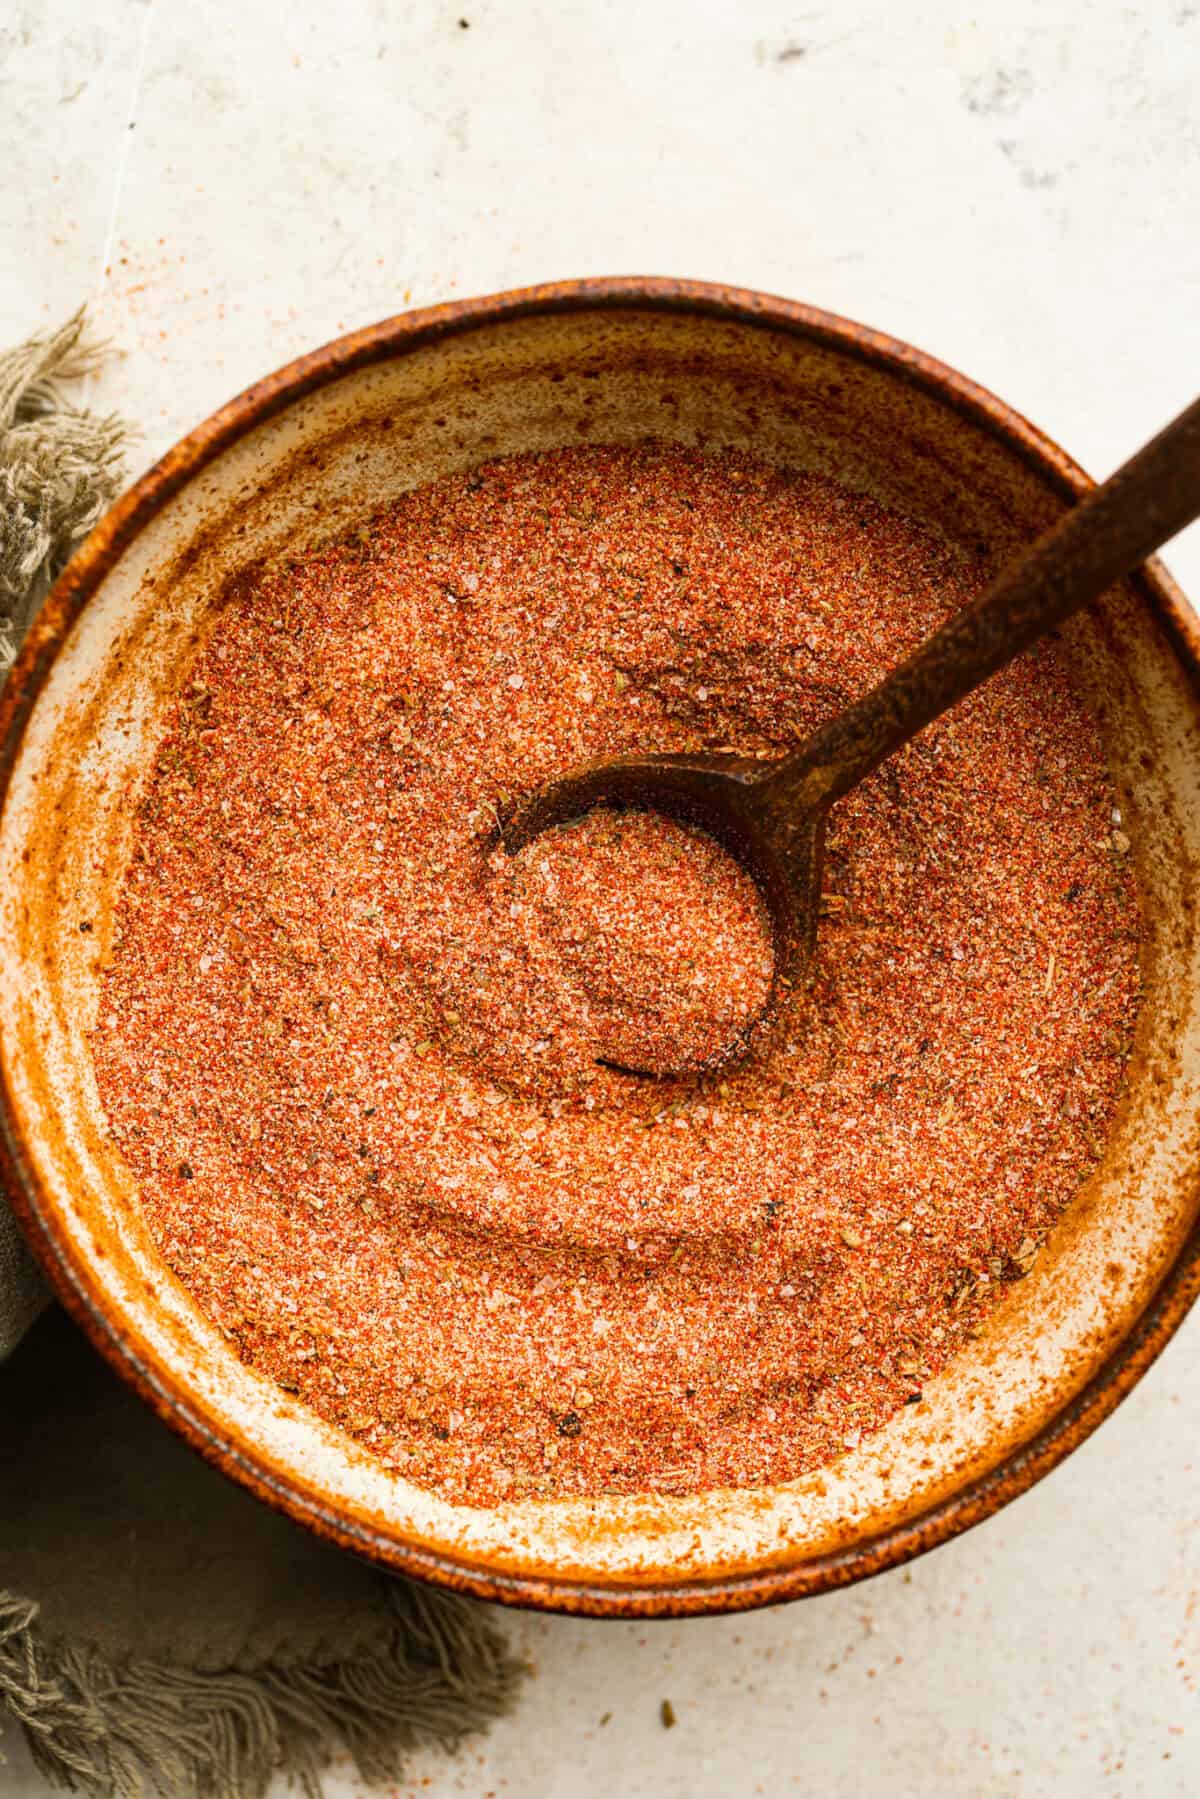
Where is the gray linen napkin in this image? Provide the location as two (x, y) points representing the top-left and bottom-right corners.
(0, 314), (523, 1797)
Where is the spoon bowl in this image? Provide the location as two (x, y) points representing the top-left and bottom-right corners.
(499, 748), (826, 1072)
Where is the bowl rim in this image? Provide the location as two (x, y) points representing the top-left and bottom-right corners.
(2, 275), (1199, 1618)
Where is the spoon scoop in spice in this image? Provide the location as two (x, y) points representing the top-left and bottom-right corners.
(500, 394), (1200, 1075)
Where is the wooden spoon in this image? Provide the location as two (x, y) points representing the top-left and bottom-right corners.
(499, 395), (1200, 1074)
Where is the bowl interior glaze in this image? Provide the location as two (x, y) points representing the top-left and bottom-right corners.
(2, 284), (1199, 1614)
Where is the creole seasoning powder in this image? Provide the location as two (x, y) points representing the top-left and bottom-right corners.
(92, 444), (1141, 1504)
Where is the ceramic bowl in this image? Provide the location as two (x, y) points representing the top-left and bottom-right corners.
(2, 279), (1198, 1615)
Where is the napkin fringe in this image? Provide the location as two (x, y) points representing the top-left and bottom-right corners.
(0, 309), (128, 671)
(0, 1583), (521, 1798)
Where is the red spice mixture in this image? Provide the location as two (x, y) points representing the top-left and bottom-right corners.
(92, 444), (1142, 1504)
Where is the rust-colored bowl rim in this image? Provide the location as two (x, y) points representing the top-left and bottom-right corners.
(3, 277), (1199, 1619)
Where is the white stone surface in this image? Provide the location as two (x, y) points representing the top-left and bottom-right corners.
(2, 0), (1199, 1793)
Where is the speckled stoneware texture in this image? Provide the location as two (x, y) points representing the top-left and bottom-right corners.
(1, 281), (1198, 1616)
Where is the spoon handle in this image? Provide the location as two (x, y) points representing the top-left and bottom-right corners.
(786, 393), (1200, 811)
